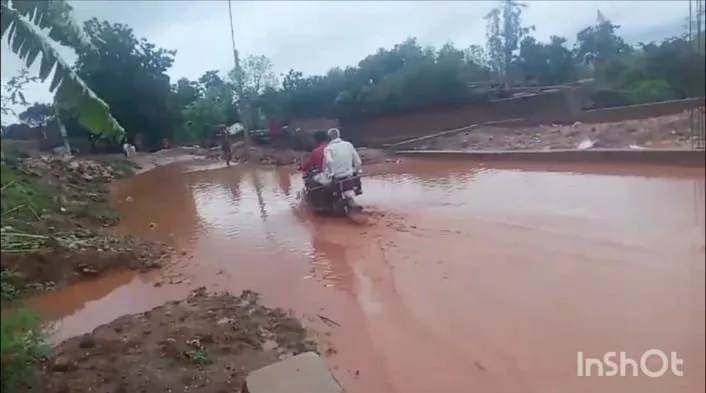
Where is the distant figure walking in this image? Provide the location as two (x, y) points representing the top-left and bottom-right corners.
(122, 136), (137, 158)
(218, 124), (232, 166)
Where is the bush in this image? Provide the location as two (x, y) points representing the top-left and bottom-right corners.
(1, 268), (22, 301)
(628, 79), (676, 104)
(0, 309), (50, 392)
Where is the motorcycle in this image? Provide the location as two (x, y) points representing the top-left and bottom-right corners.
(301, 170), (363, 218)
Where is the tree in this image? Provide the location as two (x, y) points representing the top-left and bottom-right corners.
(1, 0), (125, 148)
(178, 70), (240, 145)
(1, 69), (37, 117)
(515, 35), (577, 84)
(180, 95), (227, 146)
(575, 11), (632, 67)
(237, 55), (278, 96)
(68, 18), (178, 151)
(484, 0), (534, 84)
(227, 54), (278, 128)
(172, 78), (202, 109)
(18, 102), (54, 127)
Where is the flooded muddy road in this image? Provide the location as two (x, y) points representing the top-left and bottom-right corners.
(33, 159), (705, 393)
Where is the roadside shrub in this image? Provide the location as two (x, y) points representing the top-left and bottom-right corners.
(1, 268), (21, 301)
(0, 309), (50, 392)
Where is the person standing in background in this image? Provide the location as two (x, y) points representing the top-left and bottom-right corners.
(269, 119), (282, 148)
(218, 124), (232, 166)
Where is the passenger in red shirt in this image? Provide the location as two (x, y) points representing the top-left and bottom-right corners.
(300, 131), (328, 172)
(300, 131), (330, 185)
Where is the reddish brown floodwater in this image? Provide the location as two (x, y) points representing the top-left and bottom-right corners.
(33, 159), (705, 393)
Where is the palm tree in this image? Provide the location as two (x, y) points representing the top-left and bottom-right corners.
(1, 0), (124, 153)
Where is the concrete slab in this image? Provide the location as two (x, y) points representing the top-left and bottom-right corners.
(243, 352), (344, 393)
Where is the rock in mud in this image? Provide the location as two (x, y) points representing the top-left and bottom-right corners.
(50, 355), (77, 372)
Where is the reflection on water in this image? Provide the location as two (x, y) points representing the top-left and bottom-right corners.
(32, 159), (705, 393)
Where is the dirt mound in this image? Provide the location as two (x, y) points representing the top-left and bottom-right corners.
(31, 288), (317, 393)
(1, 154), (165, 297)
(1, 234), (165, 295)
(19, 155), (129, 182)
(413, 110), (703, 151)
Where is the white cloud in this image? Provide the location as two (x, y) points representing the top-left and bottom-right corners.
(1, 0), (689, 123)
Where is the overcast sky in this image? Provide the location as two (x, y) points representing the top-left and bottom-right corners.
(0, 0), (690, 122)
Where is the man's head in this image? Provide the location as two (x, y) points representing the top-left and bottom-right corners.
(327, 127), (341, 140)
(313, 130), (328, 144)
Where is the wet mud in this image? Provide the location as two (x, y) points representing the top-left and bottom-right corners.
(33, 288), (316, 393)
(31, 158), (705, 393)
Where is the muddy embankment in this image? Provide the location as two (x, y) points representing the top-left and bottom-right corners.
(0, 151), (319, 393)
(0, 154), (164, 295)
(135, 142), (393, 171)
(405, 110), (704, 151)
(32, 288), (317, 393)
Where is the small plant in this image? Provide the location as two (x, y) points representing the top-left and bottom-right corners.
(0, 309), (50, 392)
(183, 349), (211, 365)
(177, 338), (211, 365)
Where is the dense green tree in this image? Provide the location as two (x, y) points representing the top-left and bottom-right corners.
(515, 36), (577, 84)
(172, 78), (202, 109)
(176, 70), (242, 145)
(66, 18), (177, 151)
(575, 11), (632, 67)
(18, 102), (54, 127)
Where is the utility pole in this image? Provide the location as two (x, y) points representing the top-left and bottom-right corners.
(228, 0), (250, 158)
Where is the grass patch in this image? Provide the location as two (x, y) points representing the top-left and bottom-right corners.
(1, 159), (123, 233)
(1, 268), (22, 301)
(0, 309), (50, 393)
(1, 163), (57, 234)
(0, 155), (140, 391)
(66, 202), (121, 226)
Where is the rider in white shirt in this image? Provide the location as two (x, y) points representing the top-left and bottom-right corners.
(323, 128), (362, 180)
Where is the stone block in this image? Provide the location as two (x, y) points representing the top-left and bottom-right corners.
(244, 352), (344, 393)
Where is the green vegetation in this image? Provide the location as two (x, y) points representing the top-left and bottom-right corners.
(0, 153), (135, 391)
(0, 160), (55, 391)
(179, 349), (212, 366)
(0, 309), (50, 392)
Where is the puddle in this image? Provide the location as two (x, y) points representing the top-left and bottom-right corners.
(31, 159), (706, 393)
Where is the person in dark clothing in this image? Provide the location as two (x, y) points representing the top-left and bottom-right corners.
(218, 124), (232, 166)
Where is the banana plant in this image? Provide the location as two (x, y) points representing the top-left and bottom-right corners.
(1, 0), (125, 152)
